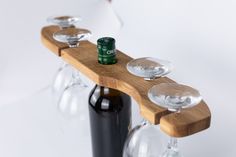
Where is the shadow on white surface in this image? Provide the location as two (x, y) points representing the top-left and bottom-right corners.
(0, 88), (92, 157)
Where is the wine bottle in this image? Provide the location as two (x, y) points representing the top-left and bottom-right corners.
(88, 37), (132, 157)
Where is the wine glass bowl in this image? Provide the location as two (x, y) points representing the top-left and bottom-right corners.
(57, 79), (88, 120)
(51, 63), (73, 104)
(148, 83), (202, 112)
(47, 15), (81, 29)
(126, 57), (172, 80)
(123, 120), (163, 157)
(53, 28), (91, 47)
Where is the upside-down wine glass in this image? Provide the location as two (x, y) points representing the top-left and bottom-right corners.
(54, 27), (92, 157)
(148, 83), (202, 157)
(47, 16), (84, 105)
(123, 57), (172, 157)
(53, 28), (92, 118)
(127, 57), (172, 80)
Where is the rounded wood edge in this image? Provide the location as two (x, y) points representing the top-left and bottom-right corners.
(41, 26), (69, 56)
(160, 101), (211, 137)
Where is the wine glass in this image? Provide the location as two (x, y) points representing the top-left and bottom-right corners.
(148, 83), (202, 157)
(47, 16), (82, 105)
(47, 15), (81, 29)
(48, 17), (92, 157)
(53, 28), (91, 47)
(53, 27), (91, 118)
(127, 57), (172, 80)
(123, 57), (172, 157)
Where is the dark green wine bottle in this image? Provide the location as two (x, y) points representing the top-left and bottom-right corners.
(88, 37), (132, 157)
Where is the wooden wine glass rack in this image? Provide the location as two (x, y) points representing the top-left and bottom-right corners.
(41, 25), (211, 138)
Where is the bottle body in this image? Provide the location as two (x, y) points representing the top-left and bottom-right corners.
(88, 85), (132, 157)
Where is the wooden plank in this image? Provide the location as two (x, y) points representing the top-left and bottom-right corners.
(41, 26), (211, 137)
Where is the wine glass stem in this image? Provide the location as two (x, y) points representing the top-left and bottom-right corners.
(144, 76), (156, 81)
(141, 119), (150, 125)
(71, 69), (81, 82)
(70, 69), (87, 87)
(60, 60), (67, 67)
(168, 137), (178, 150)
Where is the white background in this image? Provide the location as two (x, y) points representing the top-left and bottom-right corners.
(0, 0), (235, 156)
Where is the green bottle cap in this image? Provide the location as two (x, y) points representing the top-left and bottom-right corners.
(97, 37), (117, 65)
